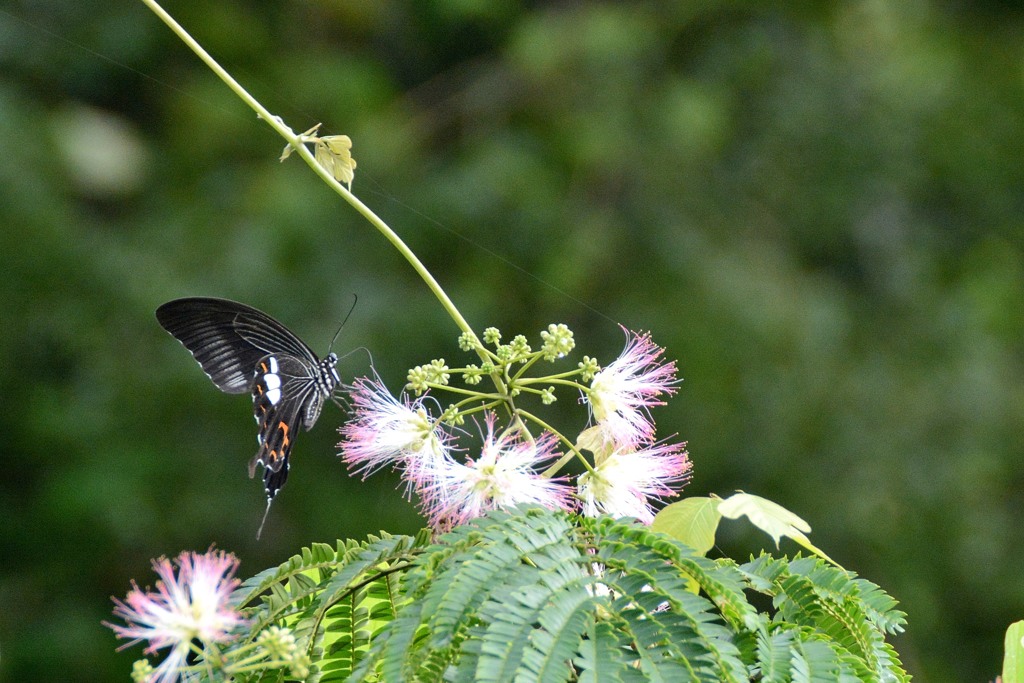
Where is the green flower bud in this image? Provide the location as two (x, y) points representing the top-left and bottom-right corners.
(442, 405), (464, 425)
(463, 364), (484, 385)
(540, 323), (575, 360)
(407, 365), (431, 394)
(428, 359), (451, 385)
(509, 334), (531, 360)
(259, 625), (299, 659)
(290, 654), (311, 679)
(131, 660), (154, 683)
(458, 331), (479, 352)
(578, 355), (600, 382)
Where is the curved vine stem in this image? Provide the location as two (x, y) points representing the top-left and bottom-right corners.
(139, 0), (508, 392)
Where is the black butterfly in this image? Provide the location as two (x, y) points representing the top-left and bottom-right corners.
(156, 297), (340, 534)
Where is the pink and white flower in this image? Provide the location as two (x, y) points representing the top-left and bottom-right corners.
(339, 375), (452, 483)
(416, 415), (572, 529)
(106, 549), (245, 683)
(585, 329), (678, 449)
(577, 441), (691, 524)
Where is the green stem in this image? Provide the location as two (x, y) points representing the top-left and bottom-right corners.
(430, 399), (504, 431)
(512, 365), (581, 383)
(510, 354), (542, 380)
(139, 0), (506, 389)
(419, 384), (504, 399)
(516, 377), (589, 392)
(226, 650), (270, 671)
(542, 449), (584, 478)
(448, 402), (497, 421)
(446, 394), (503, 412)
(515, 409), (594, 475)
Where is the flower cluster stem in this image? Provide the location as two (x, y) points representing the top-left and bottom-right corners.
(516, 409), (594, 475)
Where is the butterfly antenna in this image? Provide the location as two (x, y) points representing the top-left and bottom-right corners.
(328, 293), (358, 355)
(256, 497), (274, 540)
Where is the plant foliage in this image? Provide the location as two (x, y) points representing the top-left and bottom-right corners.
(223, 506), (907, 682)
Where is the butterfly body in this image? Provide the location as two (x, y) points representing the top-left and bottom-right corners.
(156, 297), (339, 505)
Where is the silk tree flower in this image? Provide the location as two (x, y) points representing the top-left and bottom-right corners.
(339, 375), (452, 483)
(105, 550), (245, 683)
(585, 329), (678, 449)
(415, 415), (573, 529)
(578, 441), (691, 524)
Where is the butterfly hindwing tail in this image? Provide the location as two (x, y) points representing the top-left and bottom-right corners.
(249, 353), (327, 498)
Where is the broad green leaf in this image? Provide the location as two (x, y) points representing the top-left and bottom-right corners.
(716, 491), (811, 544)
(1003, 620), (1024, 683)
(787, 529), (843, 569)
(651, 496), (722, 556)
(717, 493), (811, 548)
(717, 493), (842, 568)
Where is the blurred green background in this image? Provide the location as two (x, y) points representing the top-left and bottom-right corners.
(2, 1), (1023, 680)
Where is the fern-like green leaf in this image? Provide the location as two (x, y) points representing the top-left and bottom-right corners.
(476, 563), (595, 682)
(790, 636), (848, 683)
(756, 627), (796, 683)
(222, 507), (908, 683)
(740, 553), (910, 683)
(574, 619), (637, 683)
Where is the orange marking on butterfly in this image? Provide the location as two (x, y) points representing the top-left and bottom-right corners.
(278, 421), (291, 446)
(260, 361), (269, 372)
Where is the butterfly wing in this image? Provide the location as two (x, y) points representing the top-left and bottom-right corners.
(157, 297), (338, 523)
(156, 297), (319, 394)
(248, 353), (328, 498)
